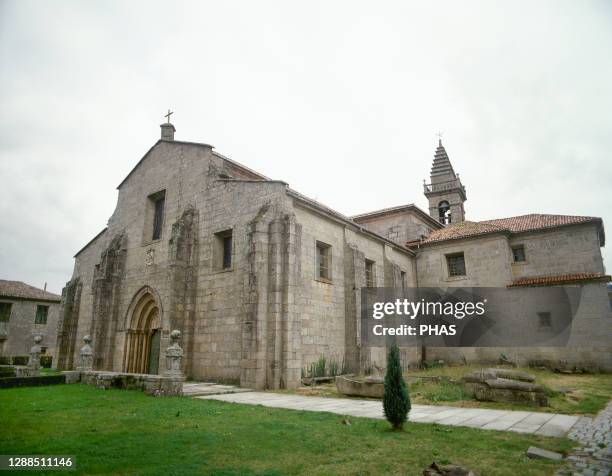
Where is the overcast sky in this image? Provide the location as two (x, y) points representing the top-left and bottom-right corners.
(1, 0), (611, 294)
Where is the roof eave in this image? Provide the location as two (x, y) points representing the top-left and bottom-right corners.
(288, 191), (415, 256)
(408, 229), (510, 249)
(74, 228), (108, 258)
(0, 295), (61, 303)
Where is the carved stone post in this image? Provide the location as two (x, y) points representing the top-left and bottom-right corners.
(78, 335), (93, 371)
(164, 330), (183, 377)
(28, 335), (42, 376)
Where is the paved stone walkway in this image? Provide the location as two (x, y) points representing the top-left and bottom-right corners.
(182, 382), (252, 397)
(556, 401), (612, 476)
(197, 391), (580, 437)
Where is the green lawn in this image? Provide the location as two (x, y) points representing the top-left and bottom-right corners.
(0, 385), (573, 476)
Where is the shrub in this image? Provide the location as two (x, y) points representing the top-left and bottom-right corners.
(304, 356), (327, 378)
(12, 356), (29, 366)
(422, 359), (446, 369)
(302, 356), (344, 378)
(383, 344), (411, 430)
(313, 357), (326, 377)
(0, 368), (16, 378)
(40, 356), (53, 368)
(0, 356), (10, 365)
(328, 359), (345, 377)
(0, 374), (65, 389)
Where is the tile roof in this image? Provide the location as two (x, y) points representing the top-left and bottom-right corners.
(508, 273), (611, 288)
(480, 214), (601, 233)
(0, 280), (61, 302)
(409, 220), (505, 244)
(408, 214), (602, 247)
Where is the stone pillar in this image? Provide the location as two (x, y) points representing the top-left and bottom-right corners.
(78, 335), (94, 371)
(28, 335), (43, 376)
(164, 330), (183, 377)
(343, 242), (366, 374)
(241, 210), (271, 390)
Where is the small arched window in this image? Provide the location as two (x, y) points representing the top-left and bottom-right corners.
(438, 201), (451, 224)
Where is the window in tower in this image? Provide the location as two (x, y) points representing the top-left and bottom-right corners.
(438, 201), (451, 225)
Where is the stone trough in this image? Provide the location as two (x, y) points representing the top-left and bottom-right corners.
(462, 368), (548, 407)
(336, 375), (384, 398)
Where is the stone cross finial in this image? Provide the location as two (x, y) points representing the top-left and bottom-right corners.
(28, 334), (43, 376)
(78, 335), (93, 371)
(165, 109), (173, 123)
(164, 330), (183, 377)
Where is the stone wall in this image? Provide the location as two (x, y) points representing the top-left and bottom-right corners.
(416, 224), (612, 371)
(508, 224), (605, 279)
(416, 234), (512, 287)
(416, 223), (606, 288)
(353, 209), (438, 244)
(69, 370), (183, 397)
(0, 299), (60, 362)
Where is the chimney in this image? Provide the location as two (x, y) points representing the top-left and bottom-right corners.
(160, 122), (176, 141)
(44, 282), (47, 291)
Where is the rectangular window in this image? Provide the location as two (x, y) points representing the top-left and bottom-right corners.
(365, 259), (375, 287)
(446, 253), (466, 277)
(214, 229), (233, 270)
(152, 194), (165, 240)
(0, 302), (11, 322)
(512, 245), (526, 262)
(35, 305), (49, 325)
(222, 234), (232, 269)
(316, 241), (332, 281)
(538, 311), (552, 329)
(400, 271), (407, 291)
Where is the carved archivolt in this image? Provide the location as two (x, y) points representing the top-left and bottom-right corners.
(123, 287), (163, 374)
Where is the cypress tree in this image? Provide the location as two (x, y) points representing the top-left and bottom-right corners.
(383, 343), (411, 430)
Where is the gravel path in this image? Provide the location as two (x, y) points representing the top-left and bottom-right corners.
(556, 401), (612, 476)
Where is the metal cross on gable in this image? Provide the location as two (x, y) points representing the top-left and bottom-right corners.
(165, 109), (173, 123)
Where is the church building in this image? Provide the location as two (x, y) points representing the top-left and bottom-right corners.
(55, 120), (611, 388)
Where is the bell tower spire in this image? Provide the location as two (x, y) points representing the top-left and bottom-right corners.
(423, 137), (467, 225)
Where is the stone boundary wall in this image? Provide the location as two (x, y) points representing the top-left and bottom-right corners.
(63, 370), (183, 397)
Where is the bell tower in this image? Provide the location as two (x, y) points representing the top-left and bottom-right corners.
(423, 138), (467, 225)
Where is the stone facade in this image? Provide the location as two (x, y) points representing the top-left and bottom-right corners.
(0, 281), (61, 364)
(56, 124), (415, 389)
(56, 125), (611, 386)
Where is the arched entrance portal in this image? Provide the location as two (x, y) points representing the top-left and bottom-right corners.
(124, 290), (161, 374)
